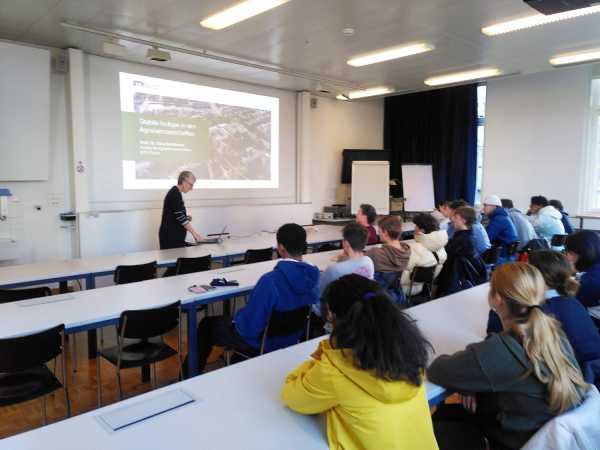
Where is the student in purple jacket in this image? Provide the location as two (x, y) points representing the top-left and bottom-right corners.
(356, 203), (378, 245)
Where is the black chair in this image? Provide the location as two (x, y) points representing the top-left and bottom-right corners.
(407, 266), (437, 304)
(114, 261), (157, 285)
(482, 246), (502, 265)
(0, 287), (52, 304)
(96, 301), (182, 405)
(0, 324), (70, 424)
(316, 244), (338, 253)
(244, 248), (274, 264)
(225, 305), (311, 364)
(551, 234), (568, 248)
(175, 255), (212, 275)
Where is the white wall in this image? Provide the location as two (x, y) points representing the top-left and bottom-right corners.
(0, 66), (75, 265)
(483, 66), (592, 214)
(309, 96), (384, 213)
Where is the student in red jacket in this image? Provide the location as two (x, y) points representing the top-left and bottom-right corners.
(356, 203), (378, 245)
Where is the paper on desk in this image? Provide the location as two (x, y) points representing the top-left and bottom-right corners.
(97, 389), (195, 432)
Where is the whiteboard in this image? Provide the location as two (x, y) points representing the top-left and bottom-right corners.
(351, 161), (389, 215)
(402, 165), (435, 212)
(0, 42), (50, 181)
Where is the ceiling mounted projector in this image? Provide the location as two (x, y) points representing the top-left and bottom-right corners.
(146, 46), (171, 62)
(524, 0), (598, 14)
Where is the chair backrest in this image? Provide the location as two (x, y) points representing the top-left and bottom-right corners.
(411, 265), (436, 284)
(264, 305), (310, 338)
(316, 243), (337, 253)
(114, 261), (157, 285)
(551, 234), (568, 247)
(118, 301), (181, 340)
(506, 241), (521, 256)
(0, 324), (64, 372)
(482, 246), (502, 264)
(0, 286), (52, 304)
(244, 248), (273, 264)
(175, 255), (212, 275)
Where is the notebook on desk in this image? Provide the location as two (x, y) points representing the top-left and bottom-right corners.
(197, 225), (228, 244)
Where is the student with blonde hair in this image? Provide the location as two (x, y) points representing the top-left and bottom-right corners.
(429, 262), (588, 450)
(282, 274), (438, 450)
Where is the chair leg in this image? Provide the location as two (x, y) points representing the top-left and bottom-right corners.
(71, 333), (78, 374)
(116, 367), (123, 400)
(96, 357), (102, 407)
(64, 387), (71, 418)
(41, 395), (47, 426)
(152, 363), (158, 389)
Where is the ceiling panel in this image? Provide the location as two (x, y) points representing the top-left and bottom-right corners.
(1, 0), (600, 94)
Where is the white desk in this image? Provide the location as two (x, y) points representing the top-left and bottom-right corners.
(0, 250), (343, 375)
(0, 284), (489, 450)
(0, 225), (344, 290)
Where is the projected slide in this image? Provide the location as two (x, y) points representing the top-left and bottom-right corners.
(119, 72), (279, 189)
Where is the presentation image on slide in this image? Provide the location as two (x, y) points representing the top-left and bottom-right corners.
(119, 72), (279, 189)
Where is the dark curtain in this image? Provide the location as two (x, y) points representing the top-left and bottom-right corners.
(384, 84), (478, 205)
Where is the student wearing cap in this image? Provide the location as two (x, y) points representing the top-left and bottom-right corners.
(483, 195), (519, 263)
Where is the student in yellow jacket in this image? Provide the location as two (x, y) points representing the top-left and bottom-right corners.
(281, 274), (439, 450)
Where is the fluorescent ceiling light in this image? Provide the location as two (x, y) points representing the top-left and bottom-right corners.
(550, 48), (600, 66)
(482, 5), (600, 36)
(424, 68), (502, 87)
(336, 86), (394, 100)
(347, 43), (434, 67)
(200, 0), (291, 30)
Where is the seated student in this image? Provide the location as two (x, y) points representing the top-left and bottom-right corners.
(501, 198), (538, 250)
(437, 201), (453, 233)
(447, 200), (491, 255)
(429, 262), (588, 450)
(527, 195), (565, 243)
(401, 213), (448, 296)
(281, 274), (438, 450)
(565, 230), (600, 308)
(435, 206), (487, 297)
(549, 199), (574, 235)
(188, 223), (319, 374)
(487, 250), (600, 385)
(318, 223), (374, 298)
(356, 203), (378, 245)
(366, 215), (411, 303)
(482, 195), (519, 262)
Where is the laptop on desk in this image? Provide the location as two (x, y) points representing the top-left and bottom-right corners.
(197, 225), (228, 245)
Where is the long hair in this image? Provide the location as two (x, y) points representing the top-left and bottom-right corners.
(490, 263), (586, 413)
(323, 274), (431, 385)
(528, 250), (579, 297)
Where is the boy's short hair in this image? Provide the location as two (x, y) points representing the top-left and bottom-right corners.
(449, 199), (468, 210)
(359, 204), (377, 225)
(501, 198), (514, 209)
(412, 213), (440, 234)
(342, 223), (369, 251)
(454, 206), (477, 228)
(277, 223), (307, 256)
(549, 199), (564, 212)
(530, 195), (548, 207)
(378, 216), (403, 240)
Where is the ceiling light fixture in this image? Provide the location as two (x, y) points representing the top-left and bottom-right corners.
(347, 43), (434, 67)
(336, 86), (394, 100)
(482, 5), (600, 36)
(200, 0), (291, 30)
(549, 48), (600, 66)
(424, 68), (503, 87)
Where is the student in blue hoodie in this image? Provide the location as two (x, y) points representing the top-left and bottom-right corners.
(487, 250), (600, 386)
(565, 230), (600, 308)
(549, 199), (574, 235)
(189, 223), (319, 374)
(482, 195), (519, 263)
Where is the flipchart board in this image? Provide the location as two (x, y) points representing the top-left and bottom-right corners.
(351, 161), (390, 215)
(401, 164), (435, 212)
